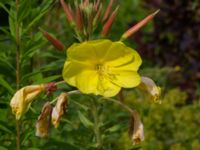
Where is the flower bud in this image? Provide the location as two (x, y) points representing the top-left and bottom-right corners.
(121, 10), (160, 40)
(41, 29), (65, 51)
(101, 6), (119, 36)
(36, 102), (52, 138)
(10, 84), (45, 120)
(52, 93), (68, 128)
(138, 76), (161, 103)
(129, 111), (144, 144)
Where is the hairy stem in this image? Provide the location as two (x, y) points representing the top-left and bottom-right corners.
(16, 0), (21, 149)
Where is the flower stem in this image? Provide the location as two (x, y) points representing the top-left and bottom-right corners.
(91, 98), (103, 149)
(102, 97), (134, 114)
(15, 0), (21, 149)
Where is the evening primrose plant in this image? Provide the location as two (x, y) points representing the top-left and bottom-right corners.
(9, 0), (160, 149)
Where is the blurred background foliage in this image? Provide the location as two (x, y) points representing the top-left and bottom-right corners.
(0, 0), (199, 150)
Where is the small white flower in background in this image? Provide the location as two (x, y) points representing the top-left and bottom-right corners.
(129, 111), (144, 144)
(52, 93), (68, 128)
(10, 84), (45, 120)
(36, 102), (52, 138)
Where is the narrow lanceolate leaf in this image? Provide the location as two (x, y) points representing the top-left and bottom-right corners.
(0, 76), (14, 94)
(78, 111), (94, 129)
(60, 0), (74, 24)
(121, 10), (160, 40)
(40, 29), (65, 51)
(101, 6), (119, 36)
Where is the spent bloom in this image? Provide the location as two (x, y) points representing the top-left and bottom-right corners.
(62, 39), (142, 97)
(139, 76), (161, 103)
(52, 93), (68, 128)
(36, 102), (52, 138)
(129, 111), (144, 144)
(10, 84), (45, 120)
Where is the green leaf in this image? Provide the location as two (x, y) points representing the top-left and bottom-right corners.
(33, 75), (62, 84)
(0, 123), (13, 134)
(78, 111), (94, 129)
(0, 76), (14, 94)
(8, 4), (16, 38)
(0, 146), (8, 150)
(17, 0), (31, 22)
(105, 124), (122, 133)
(24, 1), (53, 33)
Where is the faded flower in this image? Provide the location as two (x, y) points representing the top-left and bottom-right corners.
(52, 93), (68, 128)
(10, 84), (45, 120)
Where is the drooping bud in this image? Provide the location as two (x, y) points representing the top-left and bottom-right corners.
(52, 93), (68, 128)
(60, 0), (74, 24)
(10, 85), (45, 120)
(138, 76), (161, 103)
(129, 111), (144, 144)
(101, 6), (119, 36)
(121, 10), (160, 40)
(40, 28), (65, 51)
(103, 0), (114, 22)
(36, 102), (52, 138)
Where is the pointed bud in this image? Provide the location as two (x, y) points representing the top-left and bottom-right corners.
(94, 0), (100, 11)
(36, 102), (52, 138)
(40, 29), (65, 51)
(52, 93), (68, 128)
(129, 111), (144, 144)
(60, 0), (74, 24)
(121, 10), (160, 40)
(101, 6), (119, 36)
(75, 5), (83, 32)
(138, 76), (161, 103)
(103, 0), (114, 22)
(10, 85), (45, 120)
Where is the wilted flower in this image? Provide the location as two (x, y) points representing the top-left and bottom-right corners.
(129, 111), (144, 144)
(138, 76), (161, 103)
(52, 93), (68, 128)
(36, 102), (52, 138)
(62, 39), (142, 97)
(10, 84), (45, 120)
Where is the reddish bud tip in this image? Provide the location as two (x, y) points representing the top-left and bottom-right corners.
(101, 6), (119, 36)
(121, 9), (160, 40)
(60, 0), (74, 23)
(103, 0), (114, 22)
(40, 29), (65, 51)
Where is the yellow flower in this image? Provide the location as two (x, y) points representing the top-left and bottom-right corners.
(62, 39), (142, 97)
(10, 85), (45, 120)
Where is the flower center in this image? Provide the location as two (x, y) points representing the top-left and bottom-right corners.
(95, 64), (106, 74)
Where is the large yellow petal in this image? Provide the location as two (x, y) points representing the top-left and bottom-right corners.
(97, 76), (121, 97)
(110, 71), (141, 88)
(67, 40), (112, 64)
(75, 70), (121, 97)
(62, 60), (92, 86)
(75, 70), (99, 95)
(106, 43), (142, 71)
